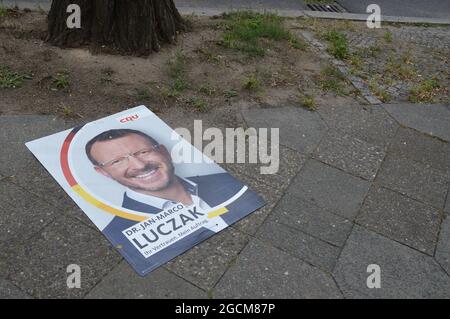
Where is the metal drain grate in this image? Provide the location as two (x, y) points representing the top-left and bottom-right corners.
(306, 2), (346, 13)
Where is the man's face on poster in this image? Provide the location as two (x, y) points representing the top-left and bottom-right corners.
(90, 134), (175, 192)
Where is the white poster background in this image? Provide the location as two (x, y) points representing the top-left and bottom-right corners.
(26, 106), (224, 230)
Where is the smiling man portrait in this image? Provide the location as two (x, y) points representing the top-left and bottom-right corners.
(86, 129), (197, 209)
(85, 128), (264, 272)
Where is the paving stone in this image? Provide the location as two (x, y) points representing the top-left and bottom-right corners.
(375, 153), (449, 208)
(350, 79), (366, 91)
(392, 27), (450, 50)
(86, 260), (205, 299)
(333, 226), (450, 298)
(0, 180), (59, 254)
(215, 240), (342, 299)
(389, 127), (450, 174)
(165, 227), (249, 291)
(288, 159), (371, 219)
(436, 216), (450, 275)
(0, 115), (75, 209)
(256, 219), (341, 272)
(313, 130), (385, 180)
(65, 206), (99, 229)
(241, 107), (328, 154)
(224, 145), (306, 191)
(5, 215), (122, 298)
(356, 186), (441, 255)
(364, 95), (382, 105)
(6, 162), (74, 211)
(231, 173), (284, 236)
(267, 193), (352, 246)
(0, 278), (31, 299)
(383, 103), (450, 142)
(317, 102), (398, 148)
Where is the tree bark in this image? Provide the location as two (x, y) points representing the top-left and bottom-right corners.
(46, 0), (187, 55)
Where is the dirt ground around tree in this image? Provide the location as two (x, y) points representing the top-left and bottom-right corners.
(1, 8), (448, 128)
(0, 9), (360, 128)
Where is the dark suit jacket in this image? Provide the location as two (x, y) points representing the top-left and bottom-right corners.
(102, 172), (265, 276)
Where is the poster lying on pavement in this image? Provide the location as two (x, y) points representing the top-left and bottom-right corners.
(26, 105), (265, 276)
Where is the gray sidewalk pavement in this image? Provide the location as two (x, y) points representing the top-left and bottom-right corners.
(0, 100), (449, 298)
(0, 0), (449, 299)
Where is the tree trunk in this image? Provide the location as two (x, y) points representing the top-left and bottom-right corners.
(46, 0), (187, 55)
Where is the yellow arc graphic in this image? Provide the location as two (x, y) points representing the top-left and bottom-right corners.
(73, 184), (228, 222)
(207, 207), (229, 219)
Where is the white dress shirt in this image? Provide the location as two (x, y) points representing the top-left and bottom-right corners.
(125, 177), (212, 213)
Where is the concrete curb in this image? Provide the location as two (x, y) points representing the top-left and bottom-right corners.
(303, 11), (450, 25)
(178, 7), (305, 18)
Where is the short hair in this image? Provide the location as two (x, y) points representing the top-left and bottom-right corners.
(85, 129), (158, 165)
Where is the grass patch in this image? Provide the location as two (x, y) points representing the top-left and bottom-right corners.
(409, 79), (441, 103)
(0, 6), (7, 18)
(136, 87), (151, 100)
(182, 14), (195, 31)
(383, 30), (393, 43)
(221, 11), (294, 57)
(166, 52), (189, 94)
(299, 94), (316, 111)
(0, 66), (24, 88)
(385, 58), (416, 81)
(323, 30), (349, 59)
(367, 45), (382, 58)
(160, 85), (179, 98)
(195, 47), (221, 64)
(318, 65), (348, 95)
(173, 77), (189, 92)
(99, 68), (114, 84)
(288, 35), (307, 50)
(167, 52), (187, 79)
(185, 97), (208, 112)
(242, 74), (261, 91)
(59, 105), (82, 119)
(369, 80), (391, 102)
(348, 53), (363, 68)
(198, 84), (216, 96)
(53, 72), (70, 90)
(224, 89), (238, 99)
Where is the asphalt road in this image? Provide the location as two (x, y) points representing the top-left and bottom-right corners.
(0, 0), (305, 11)
(1, 0), (449, 19)
(336, 0), (450, 19)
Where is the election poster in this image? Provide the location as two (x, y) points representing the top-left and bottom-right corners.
(25, 106), (265, 276)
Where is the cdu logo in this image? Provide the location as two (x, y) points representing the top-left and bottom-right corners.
(116, 109), (150, 124)
(119, 114), (140, 123)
